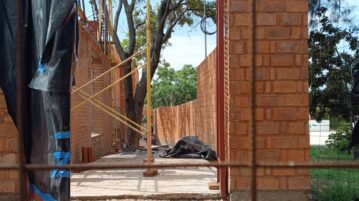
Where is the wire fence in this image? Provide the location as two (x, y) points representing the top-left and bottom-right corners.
(309, 117), (359, 201)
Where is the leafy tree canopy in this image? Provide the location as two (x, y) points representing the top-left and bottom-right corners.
(152, 63), (197, 108)
(309, 5), (359, 121)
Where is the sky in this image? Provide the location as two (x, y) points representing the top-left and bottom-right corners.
(83, 0), (359, 70)
(83, 0), (216, 70)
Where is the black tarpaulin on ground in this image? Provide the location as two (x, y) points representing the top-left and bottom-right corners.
(161, 136), (217, 161)
(0, 1), (77, 200)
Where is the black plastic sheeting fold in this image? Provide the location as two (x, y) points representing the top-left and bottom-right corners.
(161, 136), (217, 161)
(0, 0), (77, 200)
(351, 58), (359, 148)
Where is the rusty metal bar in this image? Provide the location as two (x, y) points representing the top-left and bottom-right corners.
(15, 0), (28, 199)
(216, 0), (227, 198)
(249, 0), (257, 200)
(2, 161), (359, 171)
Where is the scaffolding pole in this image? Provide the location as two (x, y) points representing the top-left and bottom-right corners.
(143, 0), (157, 177)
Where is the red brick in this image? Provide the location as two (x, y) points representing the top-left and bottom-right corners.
(0, 154), (16, 165)
(233, 96), (250, 108)
(257, 122), (280, 134)
(287, 150), (306, 162)
(291, 27), (302, 39)
(259, 0), (286, 12)
(257, 14), (277, 25)
(272, 81), (297, 93)
(239, 55), (250, 66)
(257, 95), (283, 106)
(277, 14), (302, 25)
(288, 176), (310, 190)
(256, 137), (266, 149)
(0, 180), (16, 193)
(256, 68), (270, 80)
(233, 41), (247, 54)
(272, 168), (296, 176)
(256, 108), (264, 121)
(230, 81), (250, 94)
(266, 27), (290, 39)
(287, 1), (308, 12)
(276, 41), (305, 53)
(234, 14), (249, 26)
(265, 109), (272, 120)
(256, 27), (266, 39)
(256, 41), (270, 53)
(276, 68), (300, 80)
(230, 1), (249, 12)
(271, 54), (294, 66)
(257, 150), (280, 162)
(283, 94), (309, 106)
(231, 122), (248, 135)
(272, 107), (307, 120)
(269, 137), (299, 148)
(257, 177), (280, 190)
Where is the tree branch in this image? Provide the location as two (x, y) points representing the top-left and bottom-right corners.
(163, 9), (188, 42)
(123, 0), (136, 54)
(114, 0), (123, 32)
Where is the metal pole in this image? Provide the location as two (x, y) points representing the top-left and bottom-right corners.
(143, 0), (157, 177)
(216, 0), (227, 198)
(16, 0), (28, 199)
(204, 0), (207, 57)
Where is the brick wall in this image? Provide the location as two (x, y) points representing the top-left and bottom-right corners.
(0, 90), (19, 200)
(226, 0), (310, 199)
(71, 25), (113, 162)
(154, 50), (217, 150)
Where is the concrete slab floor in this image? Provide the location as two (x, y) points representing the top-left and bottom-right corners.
(71, 151), (220, 200)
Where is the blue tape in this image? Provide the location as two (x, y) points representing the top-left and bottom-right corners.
(50, 170), (70, 178)
(29, 184), (56, 201)
(55, 131), (70, 139)
(37, 62), (46, 73)
(51, 151), (71, 178)
(53, 151), (71, 164)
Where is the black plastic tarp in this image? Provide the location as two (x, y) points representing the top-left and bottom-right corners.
(0, 1), (77, 200)
(161, 136), (217, 161)
(351, 58), (359, 148)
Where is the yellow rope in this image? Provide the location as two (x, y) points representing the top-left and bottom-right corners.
(74, 87), (147, 131)
(76, 91), (146, 136)
(71, 50), (144, 95)
(71, 63), (145, 111)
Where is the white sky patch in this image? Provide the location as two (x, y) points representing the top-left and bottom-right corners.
(161, 34), (216, 70)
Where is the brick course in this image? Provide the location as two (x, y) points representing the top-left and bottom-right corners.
(226, 0), (310, 196)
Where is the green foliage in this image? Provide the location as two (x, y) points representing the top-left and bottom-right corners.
(309, 6), (359, 121)
(329, 116), (347, 130)
(325, 123), (351, 151)
(152, 63), (197, 108)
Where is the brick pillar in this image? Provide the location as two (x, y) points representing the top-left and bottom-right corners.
(225, 0), (310, 200)
(0, 90), (19, 201)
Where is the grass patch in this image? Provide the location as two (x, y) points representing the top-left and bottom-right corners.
(311, 146), (353, 161)
(310, 146), (359, 201)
